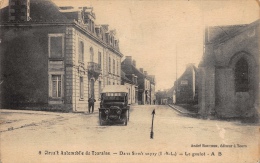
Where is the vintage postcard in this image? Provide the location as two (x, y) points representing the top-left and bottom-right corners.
(0, 0), (259, 163)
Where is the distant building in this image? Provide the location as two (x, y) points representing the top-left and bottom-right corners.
(121, 56), (156, 105)
(173, 63), (198, 105)
(147, 75), (156, 105)
(0, 0), (123, 112)
(155, 90), (169, 105)
(121, 70), (138, 104)
(198, 20), (259, 119)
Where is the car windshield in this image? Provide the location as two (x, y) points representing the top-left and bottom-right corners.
(101, 92), (127, 102)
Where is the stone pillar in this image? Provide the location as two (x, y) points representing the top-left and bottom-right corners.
(198, 43), (216, 119)
(198, 67), (206, 117)
(65, 27), (76, 111)
(205, 67), (216, 117)
(198, 66), (216, 119)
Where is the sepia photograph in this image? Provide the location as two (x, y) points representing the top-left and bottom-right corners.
(0, 0), (259, 162)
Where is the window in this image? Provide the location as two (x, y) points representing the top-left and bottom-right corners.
(181, 80), (188, 85)
(88, 19), (92, 31)
(117, 61), (119, 75)
(80, 77), (84, 99)
(235, 58), (249, 92)
(129, 88), (130, 100)
(109, 57), (111, 73)
(99, 81), (102, 98)
(101, 31), (104, 41)
(79, 41), (84, 62)
(90, 47), (94, 62)
(52, 75), (61, 97)
(98, 52), (102, 68)
(113, 59), (115, 74)
(49, 34), (64, 58)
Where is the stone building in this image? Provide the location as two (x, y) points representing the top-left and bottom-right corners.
(121, 56), (155, 105)
(155, 89), (170, 105)
(121, 70), (138, 104)
(198, 19), (259, 120)
(0, 0), (123, 112)
(173, 63), (198, 105)
(147, 75), (156, 105)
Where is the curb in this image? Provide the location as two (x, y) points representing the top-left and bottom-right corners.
(168, 104), (198, 116)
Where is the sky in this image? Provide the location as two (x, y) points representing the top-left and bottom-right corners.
(1, 0), (259, 91)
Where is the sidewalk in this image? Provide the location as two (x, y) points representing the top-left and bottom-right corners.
(0, 109), (78, 132)
(168, 104), (199, 117)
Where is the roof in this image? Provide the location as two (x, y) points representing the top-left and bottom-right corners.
(0, 0), (69, 22)
(101, 85), (128, 93)
(206, 24), (248, 44)
(0, 0), (124, 58)
(121, 70), (133, 84)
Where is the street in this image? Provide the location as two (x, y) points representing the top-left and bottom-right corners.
(0, 105), (259, 163)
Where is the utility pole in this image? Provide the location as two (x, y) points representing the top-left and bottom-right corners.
(175, 45), (178, 104)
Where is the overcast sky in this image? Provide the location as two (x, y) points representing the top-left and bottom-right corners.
(2, 0), (259, 91)
(54, 0), (257, 91)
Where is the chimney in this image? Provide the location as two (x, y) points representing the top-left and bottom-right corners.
(132, 60), (136, 67)
(144, 71), (148, 76)
(9, 0), (30, 21)
(139, 68), (143, 73)
(125, 56), (132, 65)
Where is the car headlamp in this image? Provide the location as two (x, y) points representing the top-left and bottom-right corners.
(105, 109), (110, 114)
(116, 108), (122, 114)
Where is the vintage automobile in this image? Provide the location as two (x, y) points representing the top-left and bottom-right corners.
(98, 85), (130, 126)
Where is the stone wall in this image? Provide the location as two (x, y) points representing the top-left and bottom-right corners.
(199, 20), (259, 119)
(0, 25), (66, 110)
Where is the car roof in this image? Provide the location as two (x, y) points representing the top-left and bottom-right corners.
(101, 85), (128, 93)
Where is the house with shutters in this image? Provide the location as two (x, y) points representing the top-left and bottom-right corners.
(0, 0), (123, 112)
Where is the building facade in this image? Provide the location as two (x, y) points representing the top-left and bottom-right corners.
(0, 0), (123, 112)
(173, 63), (198, 105)
(147, 75), (156, 105)
(121, 56), (156, 105)
(121, 70), (138, 104)
(198, 20), (259, 120)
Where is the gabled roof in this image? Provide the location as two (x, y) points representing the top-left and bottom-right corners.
(171, 63), (197, 91)
(207, 24), (247, 44)
(121, 58), (146, 79)
(206, 19), (260, 44)
(121, 70), (133, 84)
